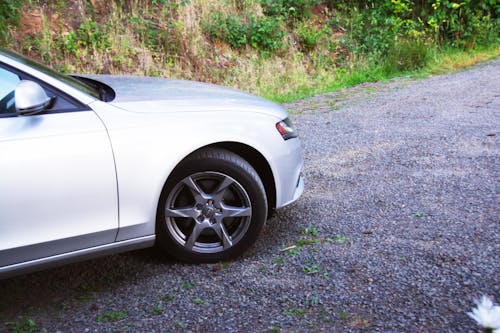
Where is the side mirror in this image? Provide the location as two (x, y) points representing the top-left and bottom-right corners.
(15, 80), (52, 116)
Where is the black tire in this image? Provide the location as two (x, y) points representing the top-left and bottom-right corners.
(156, 148), (268, 262)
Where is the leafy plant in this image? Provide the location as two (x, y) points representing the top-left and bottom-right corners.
(5, 317), (37, 333)
(384, 39), (429, 72)
(60, 18), (110, 56)
(260, 0), (319, 22)
(296, 21), (325, 52)
(205, 13), (249, 48)
(284, 306), (307, 317)
(249, 16), (286, 52)
(204, 13), (285, 53)
(305, 295), (321, 307)
(181, 281), (194, 290)
(0, 0), (24, 43)
(193, 297), (208, 305)
(302, 226), (318, 237)
(411, 211), (428, 218)
(97, 310), (128, 322)
(176, 321), (187, 329)
(302, 263), (320, 274)
(272, 256), (284, 267)
(151, 304), (164, 315)
(334, 235), (351, 244)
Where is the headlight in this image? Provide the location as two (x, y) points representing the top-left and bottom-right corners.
(276, 117), (298, 140)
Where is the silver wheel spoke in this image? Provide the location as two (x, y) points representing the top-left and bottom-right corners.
(212, 177), (234, 204)
(221, 203), (251, 218)
(185, 221), (209, 250)
(213, 223), (233, 250)
(182, 176), (206, 203)
(166, 207), (198, 219)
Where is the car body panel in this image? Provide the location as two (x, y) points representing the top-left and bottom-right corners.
(0, 111), (119, 266)
(0, 49), (303, 278)
(90, 100), (302, 241)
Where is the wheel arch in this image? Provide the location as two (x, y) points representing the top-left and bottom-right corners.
(159, 142), (277, 220)
(204, 142), (276, 218)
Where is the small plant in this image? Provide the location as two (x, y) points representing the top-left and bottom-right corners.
(339, 310), (349, 320)
(280, 244), (301, 256)
(6, 317), (38, 333)
(334, 235), (351, 244)
(302, 226), (318, 237)
(284, 306), (307, 317)
(176, 321), (187, 329)
(163, 294), (174, 303)
(205, 13), (285, 53)
(384, 39), (429, 72)
(193, 297), (208, 306)
(295, 238), (320, 246)
(411, 211), (428, 218)
(296, 21), (325, 52)
(205, 13), (248, 48)
(151, 304), (164, 315)
(272, 256), (284, 267)
(97, 310), (128, 322)
(305, 295), (321, 307)
(268, 325), (281, 333)
(0, 0), (24, 42)
(249, 16), (286, 52)
(260, 0), (318, 22)
(181, 281), (194, 290)
(302, 263), (320, 275)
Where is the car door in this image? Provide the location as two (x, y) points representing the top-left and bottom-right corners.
(0, 65), (118, 267)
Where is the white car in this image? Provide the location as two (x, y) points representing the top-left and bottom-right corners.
(0, 49), (304, 278)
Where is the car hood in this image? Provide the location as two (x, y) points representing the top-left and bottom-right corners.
(83, 75), (287, 118)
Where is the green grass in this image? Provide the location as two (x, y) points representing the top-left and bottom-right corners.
(267, 45), (500, 103)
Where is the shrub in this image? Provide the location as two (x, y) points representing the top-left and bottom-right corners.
(383, 39), (429, 72)
(260, 0), (319, 22)
(0, 0), (25, 43)
(295, 21), (324, 52)
(205, 13), (248, 49)
(204, 13), (285, 53)
(249, 16), (285, 52)
(59, 18), (110, 56)
(328, 0), (499, 51)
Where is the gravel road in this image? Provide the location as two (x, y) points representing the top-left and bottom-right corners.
(1, 59), (499, 333)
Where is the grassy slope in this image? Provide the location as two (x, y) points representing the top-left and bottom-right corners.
(4, 0), (500, 102)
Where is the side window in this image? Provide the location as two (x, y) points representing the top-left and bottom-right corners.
(0, 63), (87, 117)
(0, 67), (21, 115)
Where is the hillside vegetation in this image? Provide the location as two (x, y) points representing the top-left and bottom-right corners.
(1, 0), (498, 101)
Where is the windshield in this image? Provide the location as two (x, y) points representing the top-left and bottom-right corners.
(0, 48), (101, 99)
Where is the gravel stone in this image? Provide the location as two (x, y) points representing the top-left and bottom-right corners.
(1, 59), (499, 332)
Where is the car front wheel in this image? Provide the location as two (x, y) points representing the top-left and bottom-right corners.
(156, 148), (268, 262)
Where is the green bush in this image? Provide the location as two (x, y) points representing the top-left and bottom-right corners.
(205, 13), (248, 48)
(0, 0), (25, 43)
(295, 21), (324, 52)
(204, 13), (285, 53)
(328, 0), (499, 52)
(260, 0), (319, 22)
(384, 39), (429, 72)
(60, 18), (110, 56)
(249, 16), (285, 52)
